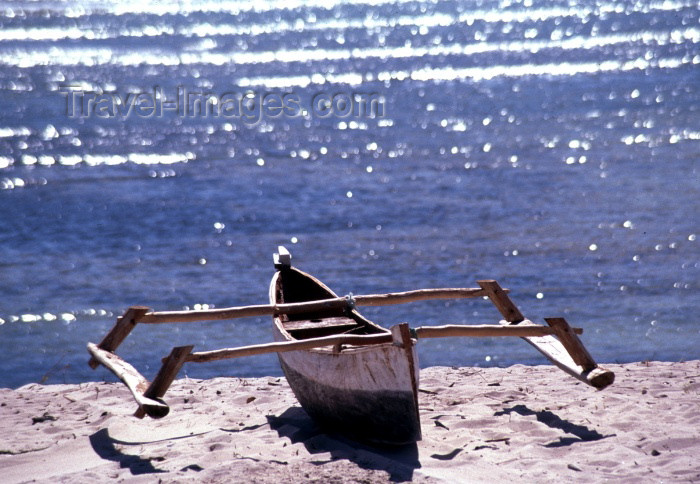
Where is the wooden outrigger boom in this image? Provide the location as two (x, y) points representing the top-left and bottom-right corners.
(87, 250), (614, 424)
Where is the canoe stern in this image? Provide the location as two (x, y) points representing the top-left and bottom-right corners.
(279, 352), (421, 445)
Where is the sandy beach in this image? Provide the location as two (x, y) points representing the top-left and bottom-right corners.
(1, 360), (698, 483)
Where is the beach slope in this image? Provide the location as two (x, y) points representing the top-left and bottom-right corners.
(1, 361), (698, 482)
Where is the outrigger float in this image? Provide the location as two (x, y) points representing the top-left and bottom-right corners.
(88, 247), (614, 445)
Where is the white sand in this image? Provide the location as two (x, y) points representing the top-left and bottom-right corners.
(1, 361), (698, 483)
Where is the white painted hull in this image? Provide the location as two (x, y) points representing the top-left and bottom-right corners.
(269, 268), (421, 444)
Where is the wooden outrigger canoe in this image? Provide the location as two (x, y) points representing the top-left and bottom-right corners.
(87, 246), (614, 445)
(270, 255), (421, 444)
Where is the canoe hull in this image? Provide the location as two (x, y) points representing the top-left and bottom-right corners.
(280, 359), (421, 444)
(270, 268), (421, 445)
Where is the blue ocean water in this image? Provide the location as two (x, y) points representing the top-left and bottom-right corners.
(0, 0), (697, 389)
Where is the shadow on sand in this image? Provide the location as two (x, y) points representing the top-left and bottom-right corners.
(494, 404), (615, 447)
(89, 428), (166, 476)
(267, 407), (420, 482)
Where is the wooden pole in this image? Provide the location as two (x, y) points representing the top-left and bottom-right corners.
(184, 323), (584, 364)
(414, 324), (582, 339)
(89, 306), (150, 368)
(354, 287), (491, 306)
(185, 333), (393, 363)
(478, 280), (524, 323)
(87, 342), (170, 418)
(138, 299), (349, 323)
(137, 288), (497, 324)
(134, 345), (194, 419)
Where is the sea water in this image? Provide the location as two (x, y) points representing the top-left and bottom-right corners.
(0, 0), (698, 388)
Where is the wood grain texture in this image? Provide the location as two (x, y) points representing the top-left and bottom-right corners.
(354, 287), (492, 306)
(134, 345), (193, 419)
(88, 306), (149, 368)
(545, 318), (597, 369)
(186, 333), (393, 363)
(139, 299), (349, 323)
(137, 288), (499, 323)
(414, 324), (583, 339)
(86, 342), (169, 418)
(499, 319), (614, 389)
(478, 280), (525, 323)
(283, 316), (358, 332)
(269, 268), (421, 445)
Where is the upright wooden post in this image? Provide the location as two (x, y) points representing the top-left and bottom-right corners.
(391, 323), (414, 348)
(390, 323), (421, 439)
(89, 306), (150, 369)
(477, 280), (524, 323)
(134, 345), (194, 419)
(545, 318), (597, 370)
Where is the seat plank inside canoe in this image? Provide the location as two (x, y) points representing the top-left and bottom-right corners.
(284, 316), (360, 339)
(276, 268), (345, 321)
(276, 267), (387, 339)
(284, 316), (358, 332)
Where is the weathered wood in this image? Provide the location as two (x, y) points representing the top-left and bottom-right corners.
(478, 280), (524, 323)
(186, 333), (393, 363)
(88, 306), (150, 368)
(414, 324), (582, 339)
(134, 345), (194, 419)
(284, 316), (357, 332)
(545, 318), (597, 369)
(391, 323), (421, 440)
(138, 288), (495, 324)
(353, 287), (492, 306)
(477, 280), (614, 389)
(390, 324), (407, 347)
(499, 319), (614, 389)
(139, 299), (349, 323)
(581, 366), (616, 389)
(86, 342), (169, 418)
(271, 266), (421, 444)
